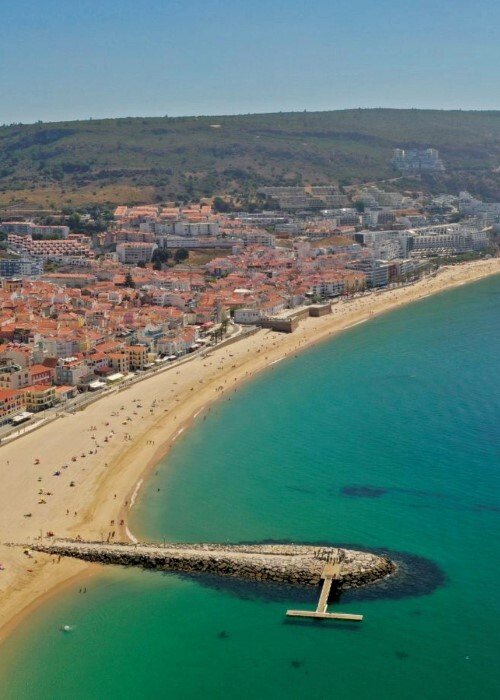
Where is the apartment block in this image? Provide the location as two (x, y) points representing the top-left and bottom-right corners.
(116, 242), (157, 264)
(391, 148), (445, 173)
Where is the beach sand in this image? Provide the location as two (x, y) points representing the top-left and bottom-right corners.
(0, 258), (498, 645)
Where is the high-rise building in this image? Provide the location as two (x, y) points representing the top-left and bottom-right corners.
(391, 148), (445, 173)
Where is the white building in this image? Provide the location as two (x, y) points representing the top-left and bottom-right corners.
(233, 308), (262, 324)
(459, 192), (500, 223)
(409, 223), (489, 256)
(116, 242), (157, 264)
(0, 256), (43, 277)
(309, 279), (345, 297)
(391, 148), (445, 173)
(0, 222), (69, 238)
(358, 186), (404, 208)
(348, 258), (389, 287)
(240, 231), (276, 247)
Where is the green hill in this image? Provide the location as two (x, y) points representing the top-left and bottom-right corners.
(1, 108), (500, 209)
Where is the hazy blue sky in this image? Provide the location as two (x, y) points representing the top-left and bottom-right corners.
(1, 0), (499, 124)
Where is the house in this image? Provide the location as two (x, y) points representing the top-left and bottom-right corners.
(0, 388), (26, 425)
(55, 385), (78, 402)
(0, 362), (31, 390)
(55, 357), (90, 386)
(29, 364), (53, 385)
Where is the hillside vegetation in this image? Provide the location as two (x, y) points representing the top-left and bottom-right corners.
(1, 109), (500, 209)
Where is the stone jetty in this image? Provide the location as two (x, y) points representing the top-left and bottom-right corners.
(22, 539), (395, 590)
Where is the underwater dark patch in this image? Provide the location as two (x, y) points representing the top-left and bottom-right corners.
(341, 486), (388, 498)
(340, 484), (449, 500)
(473, 503), (500, 513)
(339, 485), (499, 515)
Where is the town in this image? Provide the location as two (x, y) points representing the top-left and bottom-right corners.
(0, 168), (497, 430)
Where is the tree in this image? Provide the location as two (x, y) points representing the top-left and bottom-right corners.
(124, 271), (135, 288)
(67, 212), (82, 230)
(174, 248), (189, 264)
(213, 196), (231, 213)
(152, 247), (172, 270)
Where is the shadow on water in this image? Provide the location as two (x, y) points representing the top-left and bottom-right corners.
(283, 617), (363, 631)
(173, 540), (447, 607)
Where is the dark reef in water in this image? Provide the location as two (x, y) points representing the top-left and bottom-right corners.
(339, 484), (500, 514)
(176, 539), (446, 606)
(341, 486), (388, 498)
(395, 651), (409, 660)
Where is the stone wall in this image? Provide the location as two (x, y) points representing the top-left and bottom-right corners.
(309, 303), (332, 317)
(259, 318), (298, 333)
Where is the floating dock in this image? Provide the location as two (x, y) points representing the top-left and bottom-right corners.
(286, 562), (363, 621)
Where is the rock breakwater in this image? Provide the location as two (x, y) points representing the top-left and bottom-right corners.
(22, 540), (396, 590)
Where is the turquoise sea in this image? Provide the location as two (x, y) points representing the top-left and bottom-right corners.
(1, 276), (499, 699)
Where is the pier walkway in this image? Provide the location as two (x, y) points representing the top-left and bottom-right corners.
(286, 561), (364, 621)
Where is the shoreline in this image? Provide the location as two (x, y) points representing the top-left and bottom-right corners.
(0, 257), (499, 650)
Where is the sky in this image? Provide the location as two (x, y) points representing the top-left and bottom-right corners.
(1, 0), (499, 124)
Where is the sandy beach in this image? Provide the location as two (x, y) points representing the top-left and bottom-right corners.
(0, 257), (498, 646)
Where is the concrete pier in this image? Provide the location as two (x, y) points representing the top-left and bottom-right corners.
(286, 562), (364, 621)
(15, 540), (395, 591)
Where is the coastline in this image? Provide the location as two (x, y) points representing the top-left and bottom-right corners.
(0, 257), (499, 649)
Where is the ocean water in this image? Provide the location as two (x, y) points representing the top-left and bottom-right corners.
(1, 276), (499, 700)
